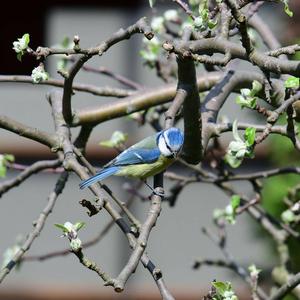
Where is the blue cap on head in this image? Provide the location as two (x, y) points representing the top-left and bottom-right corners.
(163, 127), (184, 150)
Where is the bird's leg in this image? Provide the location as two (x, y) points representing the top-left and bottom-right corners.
(142, 180), (164, 197)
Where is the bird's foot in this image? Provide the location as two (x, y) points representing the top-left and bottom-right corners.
(143, 180), (164, 198)
(152, 190), (165, 197)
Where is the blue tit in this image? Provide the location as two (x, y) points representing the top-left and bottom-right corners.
(79, 127), (184, 189)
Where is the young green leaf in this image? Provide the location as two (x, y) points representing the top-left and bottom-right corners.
(0, 164), (6, 178)
(231, 195), (240, 211)
(225, 154), (243, 168)
(74, 222), (85, 232)
(12, 33), (30, 61)
(207, 19), (218, 29)
(236, 81), (262, 110)
(213, 196), (241, 225)
(4, 154), (15, 162)
(284, 76), (299, 89)
(99, 130), (128, 148)
(17, 53), (23, 62)
(212, 281), (228, 296)
(23, 33), (30, 45)
(282, 0), (293, 17)
(251, 80), (263, 95)
(235, 95), (256, 109)
(225, 121), (255, 168)
(244, 127), (256, 146)
(54, 223), (69, 233)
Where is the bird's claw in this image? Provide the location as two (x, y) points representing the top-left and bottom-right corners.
(152, 190), (165, 198)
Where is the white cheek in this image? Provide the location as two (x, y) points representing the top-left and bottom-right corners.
(158, 137), (172, 157)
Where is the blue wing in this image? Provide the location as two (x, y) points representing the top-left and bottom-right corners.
(79, 148), (161, 189)
(79, 166), (119, 189)
(107, 148), (161, 167)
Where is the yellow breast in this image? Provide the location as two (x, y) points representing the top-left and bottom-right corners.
(115, 155), (174, 179)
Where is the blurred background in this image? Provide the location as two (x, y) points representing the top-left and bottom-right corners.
(0, 1), (300, 299)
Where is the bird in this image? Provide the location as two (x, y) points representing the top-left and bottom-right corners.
(79, 127), (184, 190)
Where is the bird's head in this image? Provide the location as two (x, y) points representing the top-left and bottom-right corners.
(157, 127), (184, 158)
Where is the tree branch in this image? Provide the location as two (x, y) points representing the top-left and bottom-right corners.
(176, 56), (202, 164)
(61, 17), (153, 124)
(164, 38), (300, 76)
(0, 115), (57, 148)
(113, 173), (163, 292)
(0, 159), (61, 198)
(0, 75), (133, 98)
(73, 72), (221, 126)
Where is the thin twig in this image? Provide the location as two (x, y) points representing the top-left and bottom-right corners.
(0, 75), (134, 98)
(61, 17), (153, 124)
(0, 172), (68, 283)
(0, 159), (61, 198)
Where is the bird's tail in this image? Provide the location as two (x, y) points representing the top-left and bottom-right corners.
(79, 166), (119, 189)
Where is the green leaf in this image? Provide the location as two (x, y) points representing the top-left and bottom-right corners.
(0, 165), (6, 178)
(251, 80), (263, 95)
(236, 81), (261, 110)
(17, 52), (23, 62)
(22, 33), (30, 46)
(212, 281), (228, 296)
(225, 153), (242, 168)
(284, 76), (299, 89)
(235, 95), (245, 106)
(225, 124), (256, 168)
(54, 223), (68, 233)
(244, 127), (256, 146)
(283, 0), (293, 17)
(4, 154), (15, 163)
(99, 131), (128, 148)
(99, 140), (114, 148)
(74, 222), (85, 231)
(207, 19), (218, 29)
(236, 95), (256, 109)
(247, 97), (257, 109)
(231, 195), (240, 211)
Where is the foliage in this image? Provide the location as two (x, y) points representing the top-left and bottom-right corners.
(235, 80), (262, 109)
(213, 195), (240, 225)
(12, 33), (30, 61)
(0, 154), (15, 178)
(225, 120), (256, 168)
